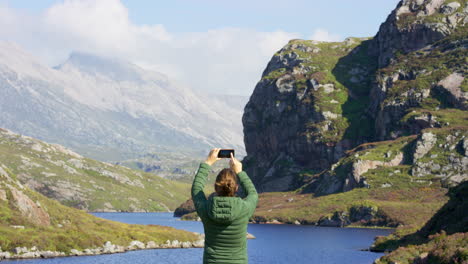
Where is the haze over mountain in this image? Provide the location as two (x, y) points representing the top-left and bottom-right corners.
(0, 42), (246, 161)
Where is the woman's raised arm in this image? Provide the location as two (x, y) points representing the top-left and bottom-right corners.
(191, 148), (221, 219)
(230, 153), (258, 217)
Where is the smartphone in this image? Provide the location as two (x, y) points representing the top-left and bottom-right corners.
(218, 149), (235, 158)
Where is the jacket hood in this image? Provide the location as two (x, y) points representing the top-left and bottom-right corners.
(207, 195), (243, 224)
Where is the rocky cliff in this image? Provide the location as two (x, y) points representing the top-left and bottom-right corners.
(242, 37), (378, 191)
(242, 0), (467, 192)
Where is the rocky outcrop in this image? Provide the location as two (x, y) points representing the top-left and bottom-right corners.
(367, 0), (467, 140)
(435, 72), (467, 110)
(299, 127), (467, 195)
(173, 198), (195, 217)
(317, 204), (394, 227)
(9, 186), (50, 226)
(242, 37), (377, 192)
(313, 151), (404, 195)
(411, 129), (468, 186)
(413, 132), (437, 160)
(370, 0), (467, 67)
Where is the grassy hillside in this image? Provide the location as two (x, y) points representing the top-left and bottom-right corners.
(0, 163), (200, 258)
(373, 181), (467, 264)
(0, 128), (191, 212)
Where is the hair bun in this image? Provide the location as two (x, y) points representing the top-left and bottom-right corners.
(214, 168), (238, 197)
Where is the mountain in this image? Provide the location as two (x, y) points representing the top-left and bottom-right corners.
(0, 162), (202, 260)
(0, 43), (244, 161)
(0, 128), (192, 212)
(242, 0), (467, 192)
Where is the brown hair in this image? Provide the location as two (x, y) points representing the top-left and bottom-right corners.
(214, 168), (238, 197)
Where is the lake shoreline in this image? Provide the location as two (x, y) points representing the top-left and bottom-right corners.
(181, 215), (395, 230)
(0, 238), (205, 261)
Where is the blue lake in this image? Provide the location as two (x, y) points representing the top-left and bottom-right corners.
(6, 212), (392, 264)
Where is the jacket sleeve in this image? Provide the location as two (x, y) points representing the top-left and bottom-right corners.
(191, 162), (210, 220)
(237, 170), (258, 218)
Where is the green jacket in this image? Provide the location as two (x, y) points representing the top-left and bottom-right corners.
(191, 162), (259, 264)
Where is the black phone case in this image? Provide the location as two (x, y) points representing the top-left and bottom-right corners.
(218, 149), (234, 158)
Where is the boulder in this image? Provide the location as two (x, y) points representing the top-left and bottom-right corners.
(173, 198), (195, 217)
(436, 72), (467, 110)
(69, 249), (82, 256)
(9, 186), (50, 226)
(413, 132), (437, 160)
(146, 241), (158, 248)
(440, 2), (461, 14)
(318, 212), (350, 227)
(128, 240), (145, 250)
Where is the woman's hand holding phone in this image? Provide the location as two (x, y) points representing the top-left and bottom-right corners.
(229, 153), (242, 174)
(205, 148), (222, 166)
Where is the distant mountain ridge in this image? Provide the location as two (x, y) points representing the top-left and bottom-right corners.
(0, 43), (245, 161)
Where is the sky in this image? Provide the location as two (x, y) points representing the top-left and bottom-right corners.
(0, 0), (400, 95)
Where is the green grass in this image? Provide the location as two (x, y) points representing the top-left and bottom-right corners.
(373, 181), (468, 263)
(375, 232), (467, 264)
(401, 108), (468, 127)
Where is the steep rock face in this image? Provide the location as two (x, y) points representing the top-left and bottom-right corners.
(368, 0), (467, 140)
(243, 38), (378, 192)
(370, 0), (467, 67)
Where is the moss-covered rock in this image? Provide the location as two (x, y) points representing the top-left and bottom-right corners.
(242, 37), (378, 192)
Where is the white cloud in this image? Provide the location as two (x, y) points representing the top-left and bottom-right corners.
(309, 28), (342, 42)
(0, 0), (339, 95)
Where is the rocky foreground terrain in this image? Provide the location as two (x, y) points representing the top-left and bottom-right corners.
(0, 128), (191, 212)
